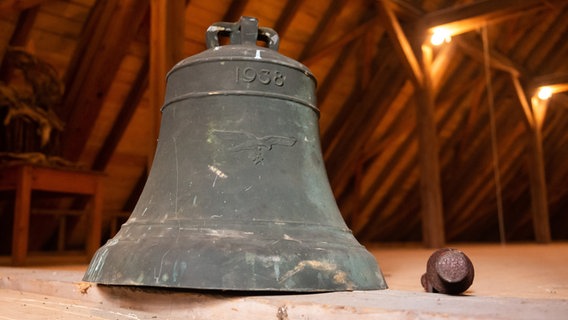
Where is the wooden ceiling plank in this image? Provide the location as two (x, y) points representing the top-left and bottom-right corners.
(61, 0), (150, 161)
(443, 90), (509, 208)
(376, 0), (423, 87)
(454, 36), (524, 77)
(272, 0), (302, 36)
(446, 73), (486, 165)
(452, 36), (534, 129)
(302, 16), (378, 67)
(357, 155), (419, 241)
(353, 112), (417, 231)
(387, 0), (423, 20)
(298, 0), (348, 62)
(352, 125), (416, 234)
(418, 0), (551, 37)
(447, 131), (526, 240)
(328, 71), (406, 201)
(526, 10), (568, 73)
(0, 0), (47, 17)
(0, 6), (37, 77)
(61, 0), (117, 105)
(7, 6), (38, 46)
(446, 94), (524, 227)
(92, 59), (149, 171)
(316, 44), (353, 106)
(530, 72), (568, 93)
(448, 127), (525, 235)
(362, 82), (414, 161)
(358, 27), (386, 90)
(222, 0), (249, 23)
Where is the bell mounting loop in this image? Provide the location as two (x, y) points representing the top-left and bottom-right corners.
(206, 16), (279, 50)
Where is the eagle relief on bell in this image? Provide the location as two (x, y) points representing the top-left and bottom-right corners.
(83, 16), (387, 292)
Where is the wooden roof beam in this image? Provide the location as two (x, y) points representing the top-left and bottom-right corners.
(454, 36), (525, 78)
(92, 59), (149, 171)
(222, 0), (249, 23)
(529, 72), (568, 94)
(376, 0), (446, 247)
(452, 35), (534, 128)
(299, 0), (348, 61)
(6, 6), (38, 46)
(0, 6), (38, 75)
(0, 0), (47, 17)
(418, 0), (555, 38)
(316, 45), (353, 106)
(386, 0), (423, 20)
(326, 53), (405, 194)
(273, 0), (302, 36)
(301, 16), (378, 67)
(376, 0), (422, 87)
(61, 0), (149, 161)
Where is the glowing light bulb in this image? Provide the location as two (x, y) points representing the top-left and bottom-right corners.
(537, 86), (553, 100)
(430, 28), (452, 46)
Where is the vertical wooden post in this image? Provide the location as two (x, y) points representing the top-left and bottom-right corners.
(149, 0), (185, 164)
(416, 45), (446, 248)
(12, 166), (32, 265)
(527, 97), (551, 242)
(512, 76), (550, 242)
(377, 0), (445, 247)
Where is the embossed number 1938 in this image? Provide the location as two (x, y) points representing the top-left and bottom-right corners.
(235, 67), (285, 87)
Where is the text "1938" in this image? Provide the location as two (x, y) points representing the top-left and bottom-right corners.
(235, 67), (285, 87)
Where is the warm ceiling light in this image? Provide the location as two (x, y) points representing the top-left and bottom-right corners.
(537, 86), (553, 100)
(430, 28), (452, 46)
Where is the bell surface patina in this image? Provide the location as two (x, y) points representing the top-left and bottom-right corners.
(84, 17), (386, 292)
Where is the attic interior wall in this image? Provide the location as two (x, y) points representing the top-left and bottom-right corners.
(0, 0), (567, 255)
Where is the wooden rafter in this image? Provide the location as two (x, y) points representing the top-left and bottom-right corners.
(418, 0), (554, 37)
(388, 0), (423, 20)
(529, 72), (568, 94)
(273, 0), (302, 36)
(92, 59), (149, 171)
(60, 0), (149, 162)
(375, 0), (446, 247)
(299, 0), (348, 61)
(301, 16), (378, 67)
(326, 52), (406, 199)
(455, 37), (524, 78)
(0, 0), (46, 17)
(6, 6), (37, 46)
(0, 6), (37, 75)
(351, 109), (416, 235)
(376, 0), (423, 87)
(223, 0), (249, 22)
(316, 44), (353, 106)
(415, 44), (445, 247)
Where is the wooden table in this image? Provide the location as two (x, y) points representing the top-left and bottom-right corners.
(0, 164), (103, 265)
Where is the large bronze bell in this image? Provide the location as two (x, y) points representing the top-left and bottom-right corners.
(84, 17), (386, 292)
